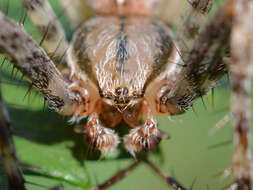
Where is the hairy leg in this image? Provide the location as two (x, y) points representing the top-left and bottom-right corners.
(144, 159), (187, 190)
(158, 0), (253, 188)
(162, 0), (231, 113)
(176, 0), (214, 59)
(230, 0), (253, 189)
(21, 0), (68, 64)
(0, 12), (77, 114)
(92, 161), (141, 190)
(0, 85), (26, 190)
(92, 159), (187, 190)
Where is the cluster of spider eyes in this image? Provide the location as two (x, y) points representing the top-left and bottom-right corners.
(115, 86), (129, 96)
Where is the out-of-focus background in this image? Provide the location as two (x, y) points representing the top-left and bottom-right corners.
(0, 0), (251, 189)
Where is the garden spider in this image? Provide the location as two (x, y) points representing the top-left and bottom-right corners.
(0, 0), (253, 189)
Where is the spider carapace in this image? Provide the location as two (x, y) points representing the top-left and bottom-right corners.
(66, 0), (182, 156)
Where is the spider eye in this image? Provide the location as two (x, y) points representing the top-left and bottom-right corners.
(115, 87), (129, 96)
(123, 87), (128, 95)
(115, 87), (122, 96)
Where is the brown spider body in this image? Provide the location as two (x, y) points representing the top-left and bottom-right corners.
(67, 13), (181, 154)
(0, 0), (253, 189)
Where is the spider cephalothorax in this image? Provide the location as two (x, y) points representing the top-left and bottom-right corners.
(0, 0), (253, 189)
(66, 6), (183, 155)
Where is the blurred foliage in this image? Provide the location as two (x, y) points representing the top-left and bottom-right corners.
(0, 0), (252, 190)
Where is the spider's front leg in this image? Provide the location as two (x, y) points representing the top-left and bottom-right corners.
(161, 0), (231, 114)
(176, 0), (214, 58)
(21, 0), (68, 64)
(0, 12), (76, 115)
(163, 0), (252, 189)
(0, 86), (26, 190)
(0, 10), (102, 141)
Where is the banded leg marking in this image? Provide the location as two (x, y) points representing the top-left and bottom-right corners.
(22, 0), (68, 64)
(0, 12), (76, 114)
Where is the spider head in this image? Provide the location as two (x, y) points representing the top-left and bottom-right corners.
(101, 86), (141, 112)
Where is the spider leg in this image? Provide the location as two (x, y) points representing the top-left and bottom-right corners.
(92, 161), (141, 190)
(151, 1), (217, 115)
(58, 0), (91, 30)
(0, 12), (77, 115)
(143, 159), (187, 190)
(158, 0), (253, 188)
(92, 159), (187, 190)
(21, 0), (68, 64)
(230, 0), (253, 189)
(0, 85), (26, 190)
(162, 0), (232, 113)
(176, 0), (214, 58)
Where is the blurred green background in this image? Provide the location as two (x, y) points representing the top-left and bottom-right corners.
(0, 0), (251, 189)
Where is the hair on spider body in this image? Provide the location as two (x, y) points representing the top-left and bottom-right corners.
(0, 0), (253, 189)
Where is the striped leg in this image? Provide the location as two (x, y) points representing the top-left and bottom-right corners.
(92, 160), (187, 190)
(0, 85), (26, 190)
(92, 161), (141, 190)
(163, 0), (253, 189)
(230, 0), (253, 189)
(21, 0), (68, 64)
(156, 0), (231, 115)
(176, 0), (214, 58)
(0, 12), (77, 115)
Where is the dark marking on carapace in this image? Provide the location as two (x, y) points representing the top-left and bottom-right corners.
(119, 18), (126, 32)
(116, 19), (128, 73)
(143, 21), (173, 92)
(73, 25), (99, 86)
(116, 34), (128, 63)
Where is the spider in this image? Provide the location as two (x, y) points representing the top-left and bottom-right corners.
(0, 0), (252, 189)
